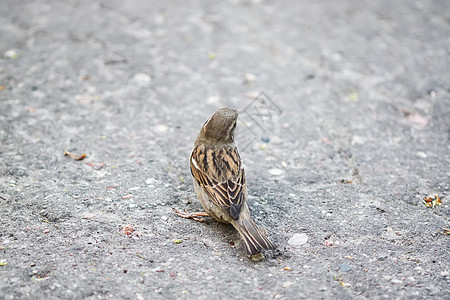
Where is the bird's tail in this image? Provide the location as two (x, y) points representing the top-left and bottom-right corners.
(233, 218), (275, 255)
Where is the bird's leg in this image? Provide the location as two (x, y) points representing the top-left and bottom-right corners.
(173, 209), (209, 222)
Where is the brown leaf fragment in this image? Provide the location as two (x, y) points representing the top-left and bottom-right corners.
(440, 228), (450, 235)
(64, 151), (87, 161)
(86, 162), (105, 170)
(400, 108), (428, 126)
(423, 195), (442, 208)
(120, 224), (135, 236)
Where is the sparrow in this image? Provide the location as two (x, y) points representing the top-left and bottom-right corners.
(178, 107), (275, 255)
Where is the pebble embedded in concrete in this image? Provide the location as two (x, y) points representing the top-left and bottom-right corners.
(269, 168), (283, 176)
(288, 233), (308, 246)
(339, 263), (352, 272)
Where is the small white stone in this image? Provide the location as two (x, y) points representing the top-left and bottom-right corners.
(154, 14), (165, 25)
(288, 233), (308, 246)
(4, 49), (18, 59)
(207, 96), (220, 104)
(131, 73), (152, 86)
(146, 178), (156, 185)
(32, 90), (46, 98)
(154, 124), (168, 133)
(282, 281), (294, 288)
(392, 137), (402, 143)
(136, 293), (144, 300)
(351, 135), (365, 145)
(416, 151), (427, 158)
(244, 73), (256, 82)
(268, 168), (283, 176)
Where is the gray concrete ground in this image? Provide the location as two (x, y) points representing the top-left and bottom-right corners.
(1, 0), (449, 299)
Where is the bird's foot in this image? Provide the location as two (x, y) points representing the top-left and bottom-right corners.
(173, 209), (209, 222)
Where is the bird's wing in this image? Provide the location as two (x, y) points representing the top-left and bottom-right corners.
(190, 145), (245, 220)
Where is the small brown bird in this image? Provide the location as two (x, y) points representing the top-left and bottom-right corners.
(179, 107), (275, 255)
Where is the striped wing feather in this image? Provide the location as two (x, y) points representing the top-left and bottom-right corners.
(190, 145), (245, 219)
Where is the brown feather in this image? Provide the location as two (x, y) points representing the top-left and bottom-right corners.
(190, 144), (245, 218)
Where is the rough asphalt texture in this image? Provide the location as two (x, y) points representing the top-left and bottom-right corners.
(1, 0), (449, 299)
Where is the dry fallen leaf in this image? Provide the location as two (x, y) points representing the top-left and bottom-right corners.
(120, 224), (135, 235)
(423, 195), (442, 208)
(438, 228), (449, 235)
(119, 225), (141, 238)
(64, 151), (87, 161)
(86, 162), (105, 170)
(400, 108), (428, 126)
